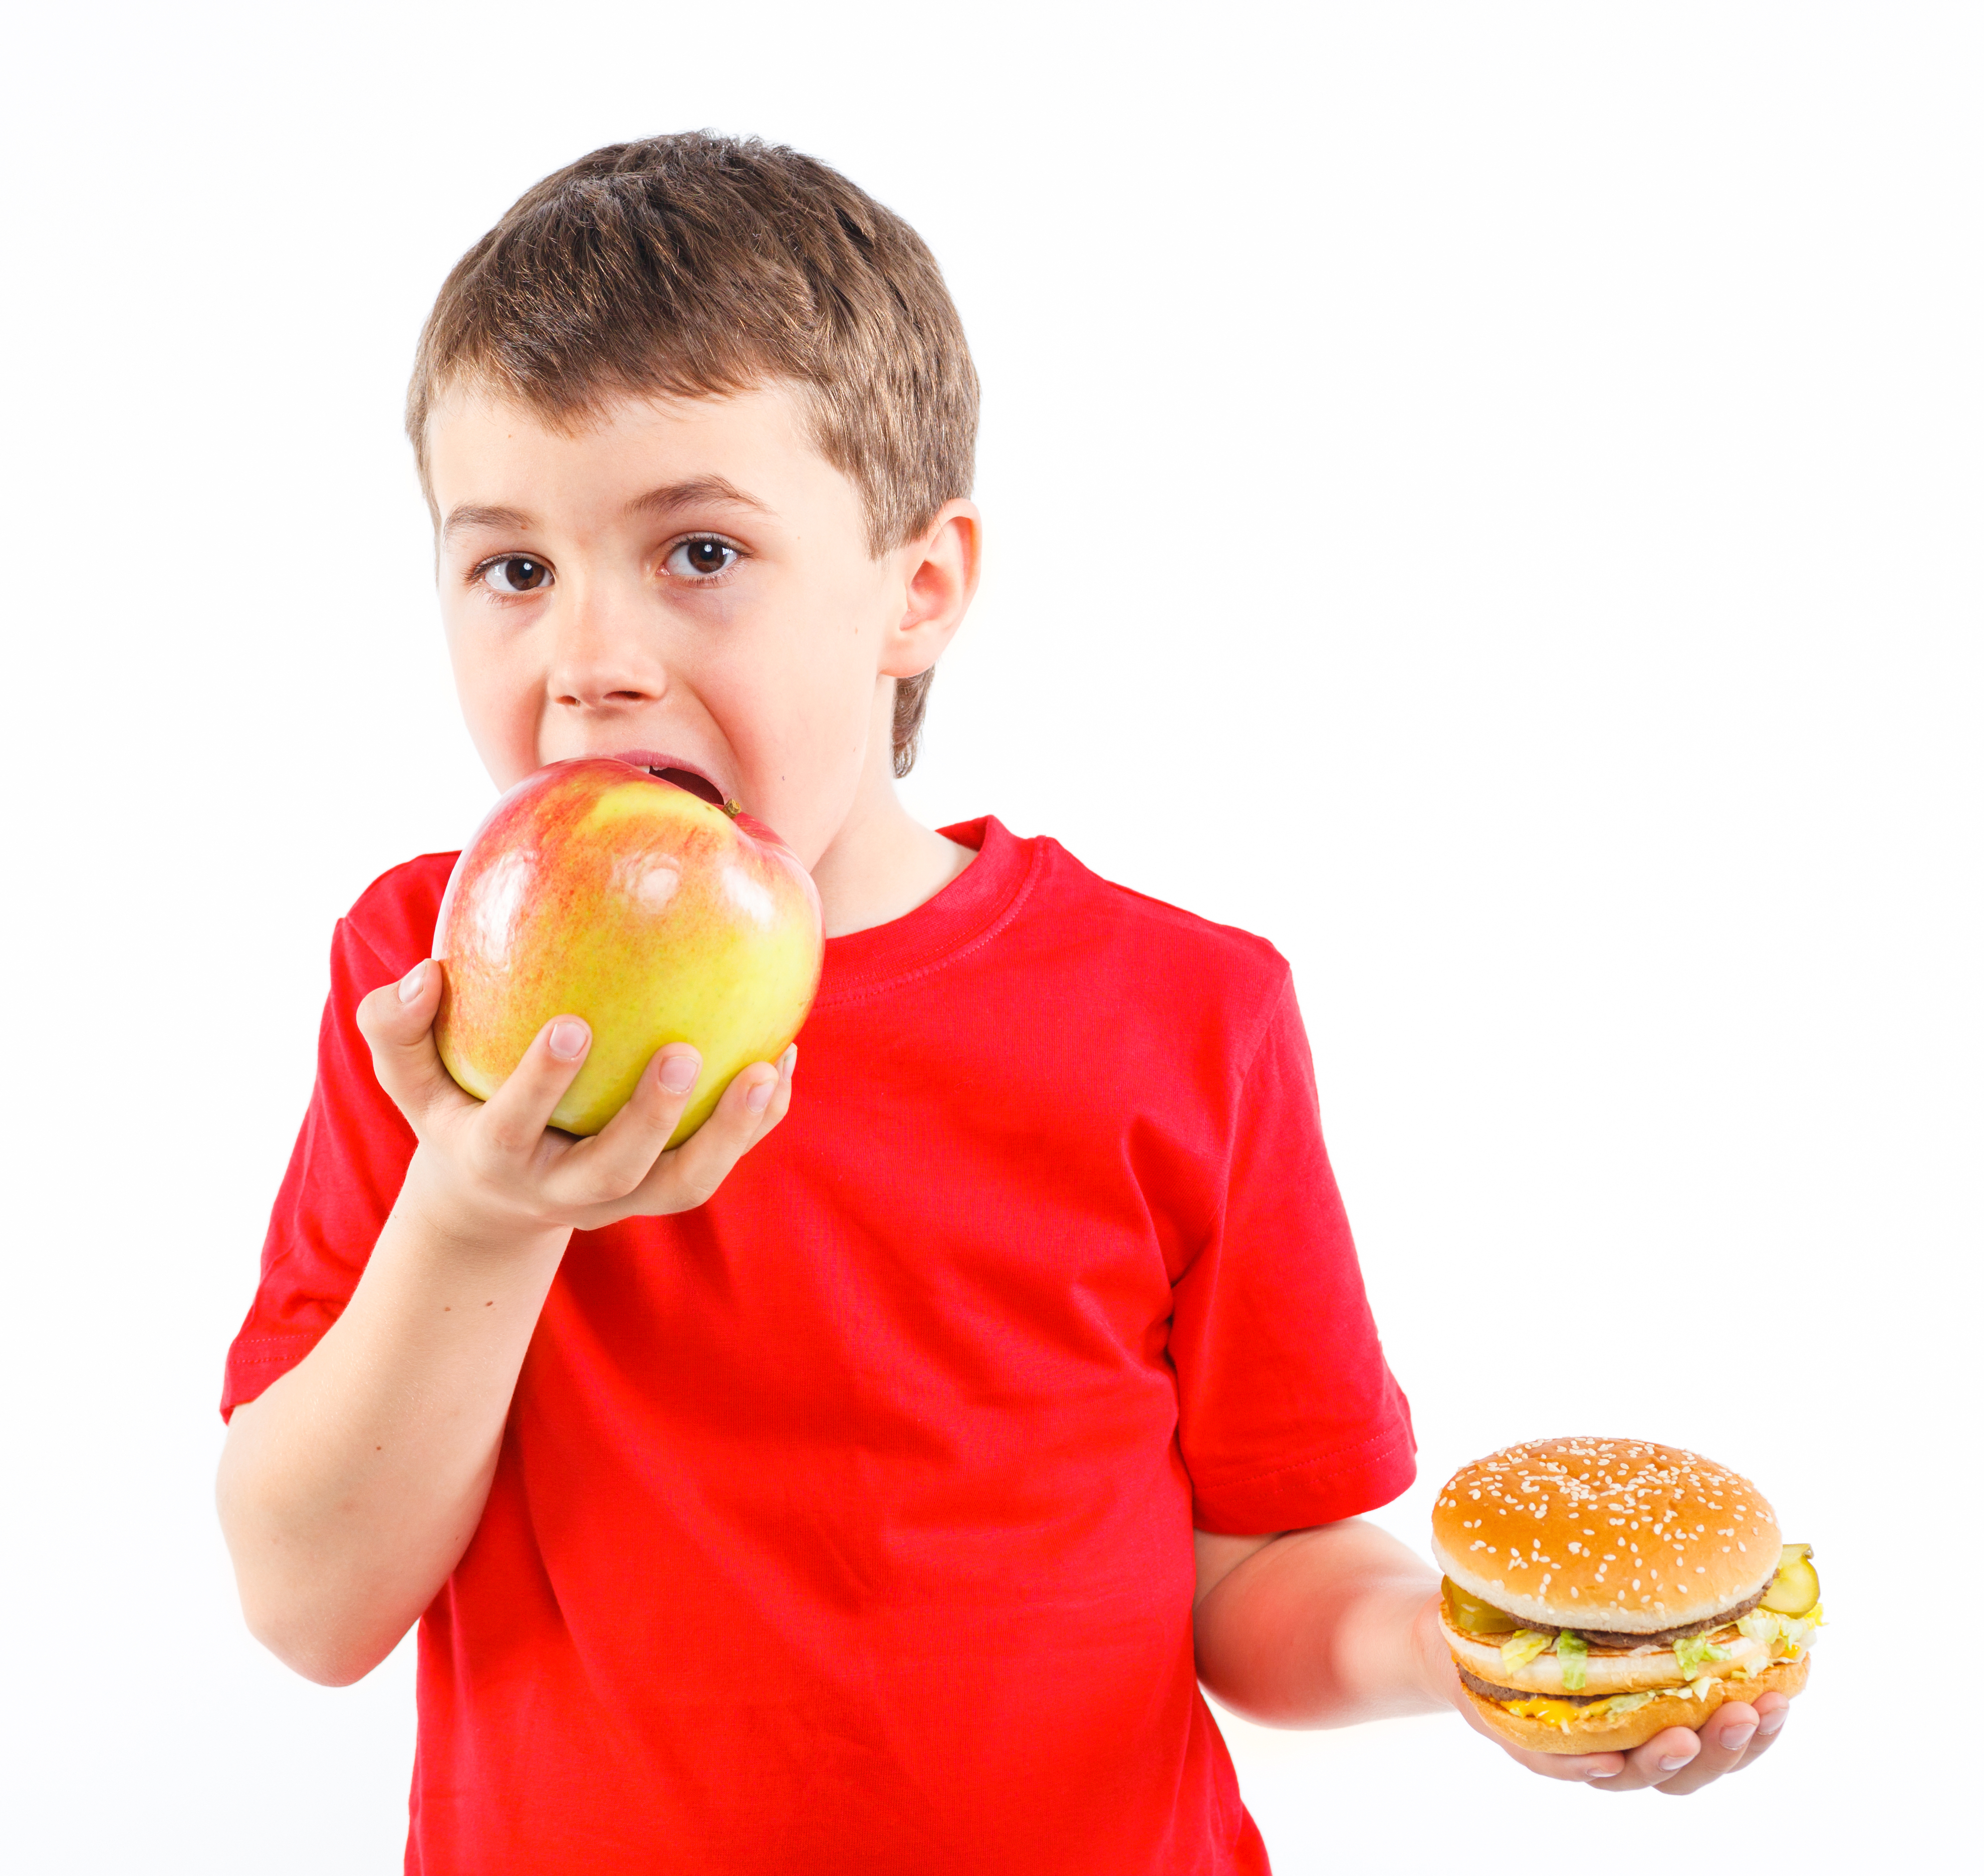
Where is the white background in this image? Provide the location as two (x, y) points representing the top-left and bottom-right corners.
(1, 3), (1976, 1869)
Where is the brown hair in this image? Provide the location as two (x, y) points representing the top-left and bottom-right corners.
(407, 132), (979, 775)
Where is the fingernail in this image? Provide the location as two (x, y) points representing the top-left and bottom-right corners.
(779, 1044), (798, 1077)
(548, 1019), (590, 1061)
(1582, 1765), (1619, 1779)
(745, 1072), (774, 1113)
(398, 962), (427, 1002)
(1719, 1723), (1756, 1752)
(659, 1049), (700, 1094)
(1758, 1709), (1788, 1736)
(1658, 1753), (1692, 1772)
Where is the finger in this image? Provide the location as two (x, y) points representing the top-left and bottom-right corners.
(1647, 1702), (1763, 1796)
(1725, 1692), (1789, 1773)
(473, 1015), (595, 1159)
(745, 1043), (799, 1133)
(1446, 1667), (1626, 1786)
(621, 1047), (796, 1217)
(726, 1043), (799, 1146)
(355, 961), (470, 1131)
(1745, 1690), (1792, 1762)
(552, 1044), (704, 1204)
(1520, 1747), (1626, 1785)
(1474, 1723), (1623, 1786)
(1609, 1724), (1706, 1792)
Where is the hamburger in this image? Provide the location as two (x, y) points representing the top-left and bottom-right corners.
(1431, 1438), (1821, 1754)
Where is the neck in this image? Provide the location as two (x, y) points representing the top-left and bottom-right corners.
(811, 784), (972, 939)
(809, 716), (973, 938)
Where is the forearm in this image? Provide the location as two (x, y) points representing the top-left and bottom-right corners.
(1193, 1519), (1452, 1728)
(216, 1151), (568, 1685)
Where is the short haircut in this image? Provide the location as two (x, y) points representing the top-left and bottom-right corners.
(407, 132), (980, 775)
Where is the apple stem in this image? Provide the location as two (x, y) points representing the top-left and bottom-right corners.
(722, 798), (743, 819)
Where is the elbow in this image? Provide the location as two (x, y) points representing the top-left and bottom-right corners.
(237, 1589), (400, 1688)
(219, 1507), (400, 1688)
(1193, 1607), (1304, 1727)
(216, 1427), (403, 1687)
(283, 1647), (391, 1691)
(1195, 1646), (1325, 1730)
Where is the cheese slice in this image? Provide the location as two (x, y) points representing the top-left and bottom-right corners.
(1502, 1698), (1586, 1729)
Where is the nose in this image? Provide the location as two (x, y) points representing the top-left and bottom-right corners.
(547, 577), (666, 712)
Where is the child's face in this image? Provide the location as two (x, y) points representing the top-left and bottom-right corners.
(425, 383), (964, 870)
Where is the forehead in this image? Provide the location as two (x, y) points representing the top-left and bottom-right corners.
(424, 380), (860, 533)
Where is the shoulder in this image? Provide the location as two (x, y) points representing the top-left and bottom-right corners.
(1033, 835), (1287, 974)
(1021, 832), (1296, 1041)
(336, 851), (459, 975)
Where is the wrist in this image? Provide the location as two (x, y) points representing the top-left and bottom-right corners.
(393, 1148), (573, 1264)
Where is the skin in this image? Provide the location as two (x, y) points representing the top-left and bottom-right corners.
(217, 383), (1786, 1792)
(1192, 1528), (1791, 1792)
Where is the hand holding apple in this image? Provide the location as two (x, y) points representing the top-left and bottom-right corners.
(432, 757), (824, 1142)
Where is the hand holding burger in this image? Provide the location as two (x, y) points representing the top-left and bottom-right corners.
(1424, 1437), (1820, 1787)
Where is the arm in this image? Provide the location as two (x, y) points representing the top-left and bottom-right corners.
(1192, 1521), (1444, 1729)
(1192, 1521), (1794, 1793)
(215, 959), (795, 1687)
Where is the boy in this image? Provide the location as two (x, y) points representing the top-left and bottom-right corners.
(217, 134), (1790, 1872)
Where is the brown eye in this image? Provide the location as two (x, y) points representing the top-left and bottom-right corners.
(479, 556), (551, 595)
(666, 538), (738, 579)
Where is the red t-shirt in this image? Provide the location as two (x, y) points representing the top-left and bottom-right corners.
(224, 817), (1414, 1875)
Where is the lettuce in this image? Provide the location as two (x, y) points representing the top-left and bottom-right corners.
(1596, 1693), (1653, 1716)
(1500, 1629), (1554, 1671)
(1673, 1633), (1728, 1677)
(1555, 1631), (1589, 1692)
(1736, 1611), (1782, 1647)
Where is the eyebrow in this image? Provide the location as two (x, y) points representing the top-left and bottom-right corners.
(440, 478), (776, 545)
(440, 503), (534, 544)
(623, 476), (777, 523)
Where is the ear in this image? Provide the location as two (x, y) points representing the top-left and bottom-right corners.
(878, 500), (982, 680)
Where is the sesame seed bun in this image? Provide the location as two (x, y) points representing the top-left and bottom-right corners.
(1458, 1651), (1810, 1755)
(1430, 1437), (1781, 1633)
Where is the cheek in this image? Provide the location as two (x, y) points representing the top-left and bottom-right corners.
(446, 624), (543, 781)
(715, 587), (881, 741)
(765, 635), (881, 760)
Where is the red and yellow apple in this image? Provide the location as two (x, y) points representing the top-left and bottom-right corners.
(432, 757), (824, 1141)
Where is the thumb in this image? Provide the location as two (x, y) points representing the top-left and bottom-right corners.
(356, 959), (469, 1130)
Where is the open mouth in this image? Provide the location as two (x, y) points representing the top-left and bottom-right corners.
(608, 749), (729, 808)
(648, 766), (726, 807)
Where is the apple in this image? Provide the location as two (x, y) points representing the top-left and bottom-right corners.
(432, 757), (824, 1141)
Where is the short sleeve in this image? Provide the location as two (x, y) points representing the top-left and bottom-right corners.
(219, 864), (443, 1419)
(1168, 976), (1416, 1533)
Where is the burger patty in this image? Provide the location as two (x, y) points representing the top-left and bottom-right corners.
(1550, 1583), (1770, 1650)
(1456, 1666), (1606, 1707)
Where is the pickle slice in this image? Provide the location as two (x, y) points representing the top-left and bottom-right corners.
(1760, 1545), (1821, 1616)
(1442, 1577), (1524, 1634)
